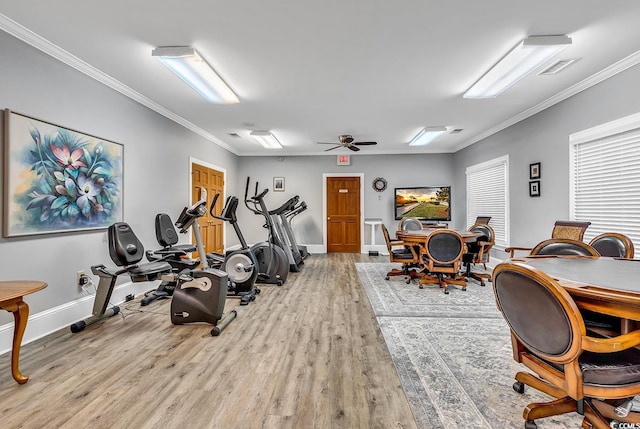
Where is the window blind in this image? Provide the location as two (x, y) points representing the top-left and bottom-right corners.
(466, 155), (509, 247)
(572, 127), (640, 244)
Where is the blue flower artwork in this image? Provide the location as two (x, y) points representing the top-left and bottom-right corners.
(3, 110), (123, 237)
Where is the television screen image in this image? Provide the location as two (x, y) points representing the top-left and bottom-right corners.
(395, 186), (451, 221)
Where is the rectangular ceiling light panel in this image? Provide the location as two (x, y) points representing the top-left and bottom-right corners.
(152, 46), (239, 104)
(463, 35), (572, 99)
(250, 131), (283, 149)
(409, 127), (449, 146)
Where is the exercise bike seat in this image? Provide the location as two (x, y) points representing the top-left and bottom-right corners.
(108, 223), (172, 281)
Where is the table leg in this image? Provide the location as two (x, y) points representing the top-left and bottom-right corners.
(9, 299), (29, 384)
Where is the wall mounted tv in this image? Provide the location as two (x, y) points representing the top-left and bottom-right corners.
(394, 186), (451, 221)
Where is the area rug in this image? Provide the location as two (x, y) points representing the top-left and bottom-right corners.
(356, 263), (583, 428)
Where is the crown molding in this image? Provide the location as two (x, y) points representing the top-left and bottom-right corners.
(455, 49), (640, 152)
(0, 13), (238, 155)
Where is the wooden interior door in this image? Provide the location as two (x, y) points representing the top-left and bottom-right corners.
(191, 163), (224, 256)
(326, 176), (361, 253)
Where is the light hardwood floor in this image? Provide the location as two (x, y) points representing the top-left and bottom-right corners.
(0, 253), (418, 429)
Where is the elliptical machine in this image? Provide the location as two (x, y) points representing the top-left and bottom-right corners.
(244, 177), (289, 285)
(205, 192), (260, 305)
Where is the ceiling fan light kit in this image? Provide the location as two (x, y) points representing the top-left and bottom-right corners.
(250, 130), (283, 149)
(409, 127), (449, 146)
(463, 34), (572, 99)
(152, 46), (239, 104)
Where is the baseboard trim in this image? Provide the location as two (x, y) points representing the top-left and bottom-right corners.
(0, 281), (155, 356)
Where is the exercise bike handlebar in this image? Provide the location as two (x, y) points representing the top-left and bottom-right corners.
(175, 188), (208, 233)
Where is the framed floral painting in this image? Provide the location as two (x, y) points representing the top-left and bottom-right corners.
(3, 109), (124, 237)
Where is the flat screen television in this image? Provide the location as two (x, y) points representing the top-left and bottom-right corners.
(394, 186), (451, 221)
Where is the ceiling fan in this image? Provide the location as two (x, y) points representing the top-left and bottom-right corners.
(317, 135), (378, 152)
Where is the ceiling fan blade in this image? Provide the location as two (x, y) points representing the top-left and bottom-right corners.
(324, 145), (341, 152)
(348, 145), (361, 152)
(354, 141), (377, 146)
(317, 142), (339, 145)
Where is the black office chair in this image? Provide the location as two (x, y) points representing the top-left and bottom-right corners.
(418, 229), (466, 294)
(588, 232), (635, 258)
(493, 261), (640, 429)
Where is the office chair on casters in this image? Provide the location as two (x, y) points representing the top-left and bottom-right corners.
(529, 239), (600, 257)
(505, 220), (593, 257)
(381, 224), (420, 283)
(493, 261), (640, 429)
(588, 232), (635, 258)
(418, 229), (466, 294)
(462, 222), (495, 286)
(398, 217), (423, 231)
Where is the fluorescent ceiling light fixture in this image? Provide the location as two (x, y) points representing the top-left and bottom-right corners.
(463, 35), (572, 99)
(152, 46), (239, 104)
(409, 127), (449, 146)
(250, 131), (283, 149)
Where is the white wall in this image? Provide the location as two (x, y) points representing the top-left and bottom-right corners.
(0, 31), (239, 330)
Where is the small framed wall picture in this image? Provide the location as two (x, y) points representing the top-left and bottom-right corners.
(273, 177), (285, 192)
(529, 162), (541, 179)
(529, 180), (541, 197)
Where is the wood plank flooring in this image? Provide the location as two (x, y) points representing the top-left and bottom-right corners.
(0, 253), (417, 429)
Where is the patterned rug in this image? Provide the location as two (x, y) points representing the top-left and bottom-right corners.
(356, 263), (583, 429)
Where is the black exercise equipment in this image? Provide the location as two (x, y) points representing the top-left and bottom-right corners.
(141, 213), (199, 306)
(244, 177), (290, 284)
(205, 193), (260, 304)
(70, 222), (174, 333)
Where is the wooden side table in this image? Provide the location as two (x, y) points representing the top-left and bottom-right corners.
(0, 280), (47, 384)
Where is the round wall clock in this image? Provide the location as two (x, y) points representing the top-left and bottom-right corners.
(372, 177), (387, 192)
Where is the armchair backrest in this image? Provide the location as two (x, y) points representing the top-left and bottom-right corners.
(551, 221), (591, 241)
(475, 216), (491, 225)
(493, 262), (584, 362)
(530, 238), (600, 257)
(108, 222), (145, 267)
(588, 232), (635, 258)
(399, 217), (423, 231)
(423, 229), (464, 272)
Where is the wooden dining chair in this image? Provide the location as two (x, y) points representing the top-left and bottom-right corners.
(462, 222), (495, 286)
(493, 261), (640, 429)
(398, 217), (423, 231)
(381, 224), (420, 283)
(505, 220), (592, 257)
(529, 238), (600, 257)
(588, 232), (634, 258)
(418, 229), (466, 294)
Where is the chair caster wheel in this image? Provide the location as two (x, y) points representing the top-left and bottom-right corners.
(462, 287), (467, 291)
(444, 289), (449, 294)
(419, 285), (424, 289)
(513, 381), (525, 394)
(385, 276), (390, 280)
(525, 420), (537, 429)
(405, 279), (411, 284)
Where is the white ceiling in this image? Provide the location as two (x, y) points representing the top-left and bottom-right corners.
(1, 1), (640, 156)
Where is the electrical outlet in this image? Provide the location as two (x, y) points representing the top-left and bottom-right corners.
(77, 270), (85, 287)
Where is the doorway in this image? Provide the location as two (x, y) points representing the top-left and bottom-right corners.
(191, 161), (225, 255)
(325, 175), (363, 253)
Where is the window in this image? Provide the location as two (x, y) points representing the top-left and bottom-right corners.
(466, 155), (509, 248)
(570, 112), (640, 244)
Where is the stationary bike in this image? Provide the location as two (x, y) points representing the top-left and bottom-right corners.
(141, 212), (199, 306)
